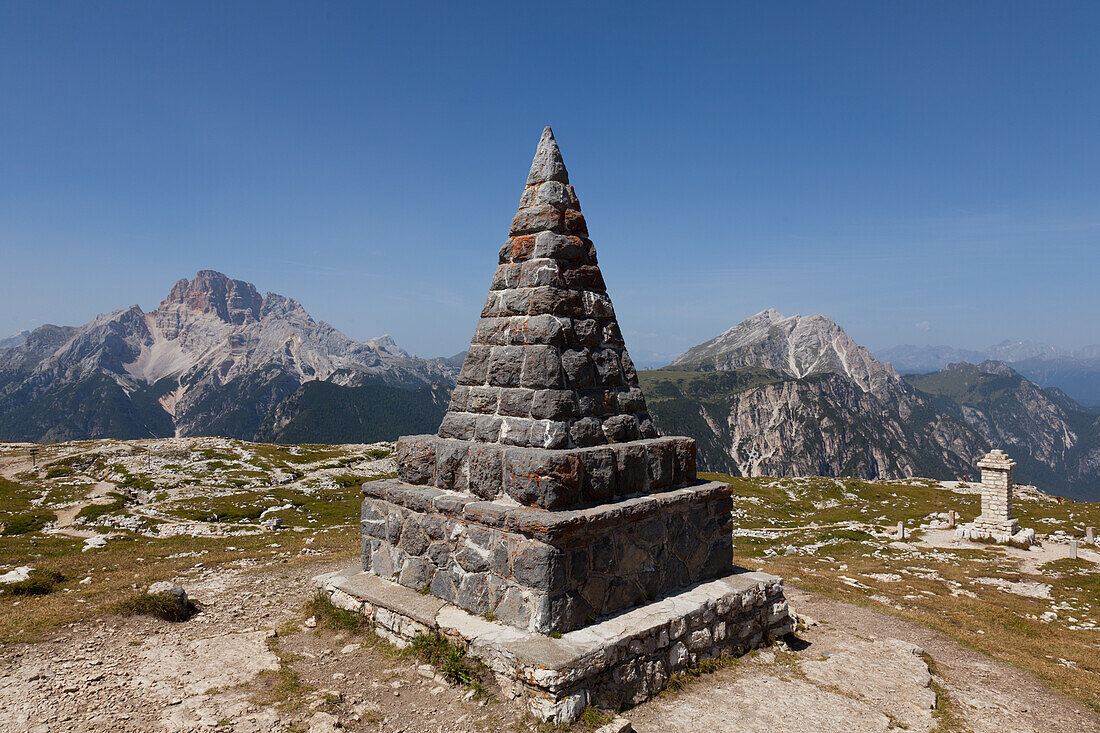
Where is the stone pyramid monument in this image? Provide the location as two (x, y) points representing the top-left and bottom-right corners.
(323, 128), (790, 722)
(391, 127), (696, 515)
(438, 126), (658, 454)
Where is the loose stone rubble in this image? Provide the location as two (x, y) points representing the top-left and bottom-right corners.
(955, 449), (1036, 546)
(319, 127), (792, 722)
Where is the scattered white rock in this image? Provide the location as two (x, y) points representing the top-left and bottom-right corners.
(307, 711), (341, 733)
(594, 717), (633, 733)
(82, 536), (107, 551)
(0, 566), (32, 584)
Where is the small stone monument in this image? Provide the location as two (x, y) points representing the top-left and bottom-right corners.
(1087, 527), (1095, 546)
(955, 449), (1035, 546)
(313, 128), (791, 722)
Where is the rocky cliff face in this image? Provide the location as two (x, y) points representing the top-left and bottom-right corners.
(641, 369), (984, 482)
(0, 271), (457, 442)
(906, 361), (1099, 495)
(651, 311), (1099, 498)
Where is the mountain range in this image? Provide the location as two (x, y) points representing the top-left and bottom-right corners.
(642, 309), (1100, 501)
(3, 276), (1098, 500)
(878, 342), (1100, 405)
(0, 271), (456, 443)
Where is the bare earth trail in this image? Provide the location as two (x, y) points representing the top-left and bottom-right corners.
(3, 555), (1098, 732)
(48, 480), (119, 539)
(918, 528), (1100, 571)
(633, 583), (1100, 733)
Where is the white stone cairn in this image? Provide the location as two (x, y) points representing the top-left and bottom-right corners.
(954, 449), (1036, 546)
(1087, 527), (1095, 545)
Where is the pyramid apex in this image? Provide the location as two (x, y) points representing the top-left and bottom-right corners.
(527, 126), (569, 186)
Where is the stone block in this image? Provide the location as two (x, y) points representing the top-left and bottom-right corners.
(579, 446), (616, 503)
(486, 346), (524, 387)
(435, 440), (469, 491)
(533, 180), (579, 210)
(398, 557), (433, 590)
(529, 419), (570, 449)
(467, 444), (503, 499)
(672, 438), (697, 485)
(572, 318), (601, 347)
(532, 231), (586, 261)
(560, 348), (595, 388)
(511, 540), (566, 593)
(563, 209), (588, 237)
(504, 448), (583, 509)
(603, 414), (640, 444)
(526, 286), (582, 317)
(521, 345), (566, 388)
(562, 264), (604, 291)
(499, 416), (533, 446)
(438, 412), (476, 441)
(644, 439), (674, 490)
(616, 387), (646, 414)
(497, 387), (535, 417)
(591, 348), (623, 386)
(467, 386), (501, 413)
(447, 385), (470, 412)
(582, 291), (615, 319)
(569, 416), (605, 448)
(614, 442), (648, 493)
(577, 388), (617, 416)
(530, 389), (578, 421)
(499, 235), (536, 263)
(475, 414), (503, 443)
(395, 436), (436, 485)
(510, 204), (563, 236)
(457, 345), (490, 385)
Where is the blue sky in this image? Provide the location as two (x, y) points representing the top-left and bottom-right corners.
(1, 2), (1097, 365)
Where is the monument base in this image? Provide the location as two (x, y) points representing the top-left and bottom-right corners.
(956, 518), (1035, 546)
(362, 479), (736, 634)
(312, 566), (792, 723)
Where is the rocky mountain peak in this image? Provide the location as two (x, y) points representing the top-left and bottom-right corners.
(159, 270), (263, 327)
(670, 309), (899, 397)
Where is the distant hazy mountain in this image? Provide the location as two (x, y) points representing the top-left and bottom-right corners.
(877, 345), (988, 374)
(648, 310), (1100, 499)
(0, 271), (456, 442)
(876, 341), (1100, 404)
(0, 330), (29, 351)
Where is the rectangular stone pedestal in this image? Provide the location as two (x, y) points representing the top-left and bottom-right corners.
(362, 478), (734, 633)
(313, 566), (792, 723)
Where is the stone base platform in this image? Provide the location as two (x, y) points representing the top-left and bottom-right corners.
(955, 521), (1036, 546)
(363, 478), (736, 634)
(312, 566), (792, 723)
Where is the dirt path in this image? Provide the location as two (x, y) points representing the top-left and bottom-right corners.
(0, 559), (527, 733)
(629, 583), (1100, 733)
(48, 480), (118, 539)
(2, 560), (1098, 732)
(918, 528), (1100, 571)
(787, 585), (1098, 732)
